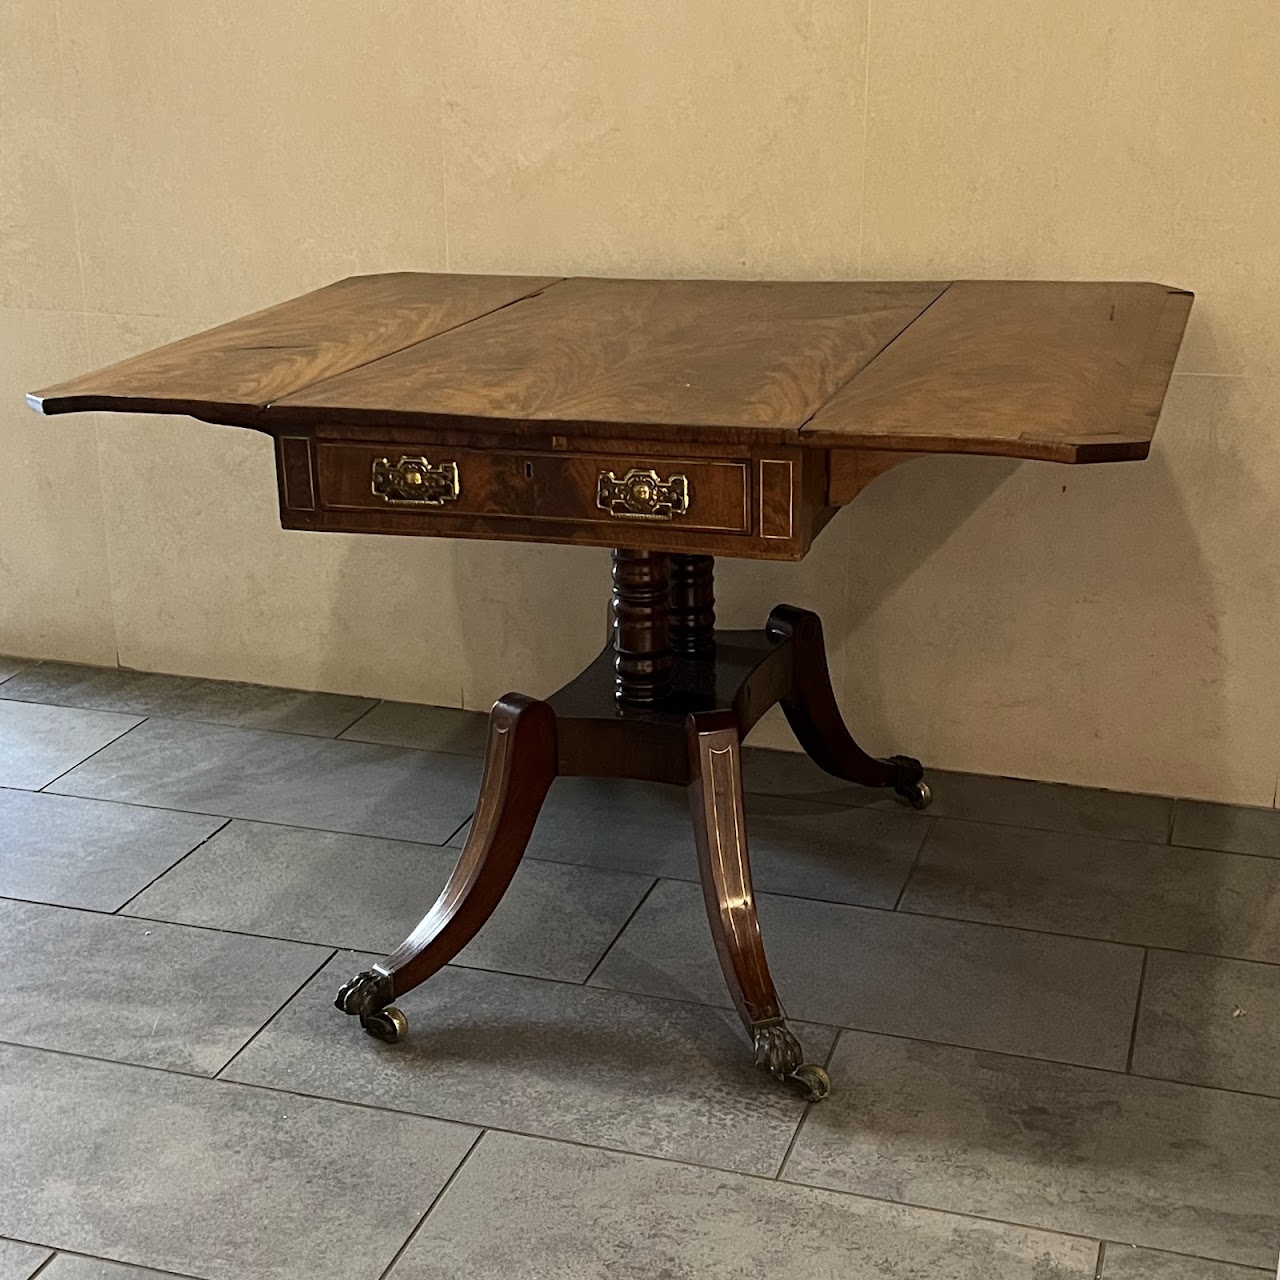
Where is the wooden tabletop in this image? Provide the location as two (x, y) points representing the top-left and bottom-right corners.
(29, 273), (1191, 464)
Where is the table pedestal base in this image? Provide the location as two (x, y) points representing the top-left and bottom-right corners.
(335, 553), (929, 1101)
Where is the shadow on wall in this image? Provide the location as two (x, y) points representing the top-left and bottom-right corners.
(832, 408), (1238, 801)
(308, 370), (1270, 810)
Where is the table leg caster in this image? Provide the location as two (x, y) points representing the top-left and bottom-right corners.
(753, 1018), (831, 1102)
(361, 1006), (408, 1042)
(334, 967), (407, 1042)
(903, 779), (932, 810)
(788, 1063), (832, 1102)
(888, 755), (932, 810)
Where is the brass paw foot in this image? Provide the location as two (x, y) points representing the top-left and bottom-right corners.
(334, 967), (406, 1041)
(752, 1018), (831, 1101)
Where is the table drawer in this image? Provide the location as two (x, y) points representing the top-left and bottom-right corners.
(315, 443), (750, 534)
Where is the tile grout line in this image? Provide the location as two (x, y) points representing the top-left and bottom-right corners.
(4, 893), (373, 954)
(10, 677), (1206, 837)
(15, 795), (1279, 966)
(375, 1130), (487, 1280)
(891, 902), (1280, 969)
(891, 816), (933, 910)
(19, 683), (1280, 837)
(747, 790), (1182, 848)
(1125, 949), (1150, 1074)
(11, 986), (1280, 1108)
(440, 810), (477, 846)
(212, 948), (339, 1081)
(9, 1028), (1280, 1260)
(1101, 1241), (1271, 1276)
(35, 716), (151, 794)
(0, 688), (468, 745)
(12, 777), (1280, 948)
(111, 817), (233, 915)
(16, 694), (1272, 856)
(330, 697), (388, 740)
(770, 1176), (1259, 1275)
(8, 787), (476, 855)
(1093, 1240), (1106, 1280)
(580, 877), (662, 986)
(17, 771), (1280, 937)
(23, 1247), (206, 1280)
(8, 893), (1280, 1085)
(772, 1028), (843, 1180)
(9, 888), (1280, 1097)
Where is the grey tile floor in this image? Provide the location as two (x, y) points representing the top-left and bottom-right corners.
(0, 657), (1277, 1279)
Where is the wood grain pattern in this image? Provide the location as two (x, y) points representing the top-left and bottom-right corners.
(315, 442), (751, 534)
(28, 272), (1192, 468)
(826, 449), (922, 504)
(285, 432), (826, 560)
(686, 710), (784, 1029)
(28, 272), (560, 421)
(802, 280), (1193, 461)
(375, 693), (558, 1000)
(268, 277), (947, 433)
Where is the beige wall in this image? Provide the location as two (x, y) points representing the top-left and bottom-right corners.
(3, 1), (1277, 805)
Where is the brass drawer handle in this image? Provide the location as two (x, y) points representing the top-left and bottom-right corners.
(371, 456), (459, 506)
(597, 468), (690, 521)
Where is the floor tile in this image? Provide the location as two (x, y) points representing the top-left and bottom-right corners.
(0, 1239), (50, 1280)
(124, 819), (653, 983)
(908, 771), (1174, 843)
(742, 749), (1174, 842)
(740, 746), (883, 805)
(48, 719), (481, 844)
(739, 798), (930, 906)
(784, 1032), (1280, 1268)
(0, 1042), (475, 1280)
(1173, 799), (1280, 860)
(0, 789), (224, 910)
(389, 1130), (1100, 1280)
(224, 956), (833, 1176)
(0, 663), (374, 738)
(340, 701), (489, 756)
(1101, 1244), (1270, 1279)
(591, 878), (1142, 1069)
(512, 777), (696, 878)
(0, 701), (142, 790)
(1131, 950), (1280, 1097)
(0, 899), (329, 1075)
(901, 820), (1280, 962)
(491, 776), (928, 907)
(0, 658), (33, 685)
(39, 1257), (194, 1279)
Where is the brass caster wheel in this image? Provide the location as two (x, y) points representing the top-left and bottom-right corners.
(361, 1006), (408, 1043)
(788, 1063), (831, 1102)
(905, 780), (932, 810)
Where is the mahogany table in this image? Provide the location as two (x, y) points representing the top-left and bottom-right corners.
(30, 274), (1192, 1100)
